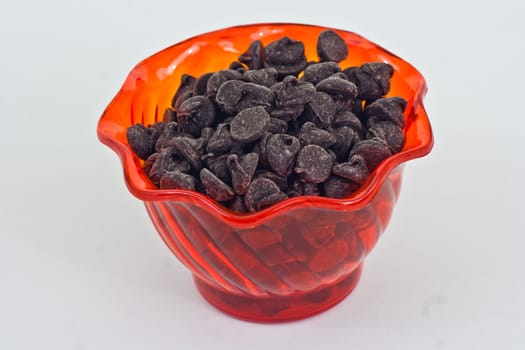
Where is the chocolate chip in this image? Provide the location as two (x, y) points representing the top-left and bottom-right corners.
(200, 168), (235, 202)
(239, 40), (265, 70)
(230, 106), (270, 143)
(299, 122), (337, 148)
(361, 62), (394, 96)
(304, 182), (320, 196)
(172, 136), (206, 170)
(275, 76), (316, 108)
(344, 63), (394, 101)
(257, 192), (288, 210)
(193, 72), (214, 96)
(332, 154), (370, 185)
(364, 97), (407, 128)
(244, 178), (282, 212)
(264, 37), (307, 78)
(171, 74), (196, 109)
(227, 195), (248, 213)
(288, 179), (304, 197)
(160, 171), (197, 190)
(254, 171), (288, 192)
(236, 82), (274, 112)
(348, 137), (392, 172)
(149, 147), (191, 186)
(177, 96), (216, 136)
(268, 118), (288, 134)
(126, 124), (160, 160)
(142, 152), (160, 177)
(270, 105), (304, 122)
(215, 79), (244, 115)
(303, 62), (341, 85)
(332, 110), (364, 134)
(317, 30), (348, 62)
(229, 61), (246, 72)
(242, 67), (278, 87)
(330, 72), (349, 80)
(155, 121), (180, 151)
(289, 180), (319, 197)
(305, 92), (337, 128)
(206, 123), (233, 154)
(200, 127), (215, 144)
(330, 126), (355, 162)
(206, 69), (242, 97)
(267, 134), (300, 177)
(295, 145), (333, 184)
(322, 175), (360, 198)
(162, 108), (177, 123)
(252, 132), (272, 169)
(315, 76), (358, 102)
(204, 153), (232, 185)
(368, 121), (405, 153)
(227, 152), (259, 195)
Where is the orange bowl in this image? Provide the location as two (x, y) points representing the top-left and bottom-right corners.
(97, 23), (433, 322)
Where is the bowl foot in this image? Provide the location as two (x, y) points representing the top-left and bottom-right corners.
(193, 263), (363, 322)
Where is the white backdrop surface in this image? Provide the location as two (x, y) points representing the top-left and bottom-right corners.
(1, 1), (524, 349)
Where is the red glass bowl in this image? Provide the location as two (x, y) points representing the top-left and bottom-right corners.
(97, 23), (433, 322)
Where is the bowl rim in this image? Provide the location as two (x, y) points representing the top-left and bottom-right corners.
(97, 22), (434, 222)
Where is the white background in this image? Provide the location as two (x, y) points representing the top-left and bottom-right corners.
(1, 0), (524, 349)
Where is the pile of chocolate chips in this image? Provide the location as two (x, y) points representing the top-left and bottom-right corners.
(126, 30), (407, 213)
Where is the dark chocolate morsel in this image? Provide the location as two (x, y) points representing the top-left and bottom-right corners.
(242, 67), (278, 87)
(160, 171), (197, 190)
(193, 72), (214, 96)
(367, 121), (405, 153)
(126, 124), (161, 160)
(230, 106), (270, 143)
(149, 147), (191, 186)
(204, 153), (232, 185)
(364, 97), (407, 128)
(294, 144), (333, 184)
(315, 77), (358, 102)
(177, 96), (217, 137)
(227, 152), (259, 195)
(155, 121), (180, 151)
(207, 123), (233, 154)
(299, 122), (337, 148)
(200, 168), (235, 202)
(239, 40), (265, 70)
(215, 80), (244, 115)
(254, 171), (288, 192)
(322, 175), (360, 198)
(244, 178), (282, 212)
(317, 30), (348, 62)
(227, 195), (248, 213)
(303, 62), (341, 85)
(348, 137), (392, 172)
(162, 108), (177, 123)
(275, 76), (316, 108)
(332, 154), (370, 185)
(305, 92), (337, 128)
(171, 74), (196, 109)
(264, 37), (307, 78)
(257, 192), (288, 211)
(268, 118), (288, 134)
(236, 82), (274, 112)
(266, 134), (301, 177)
(171, 136), (206, 171)
(330, 126), (355, 162)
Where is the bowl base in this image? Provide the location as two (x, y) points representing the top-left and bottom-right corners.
(193, 263), (363, 322)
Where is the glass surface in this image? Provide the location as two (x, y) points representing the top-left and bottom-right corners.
(97, 23), (433, 322)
